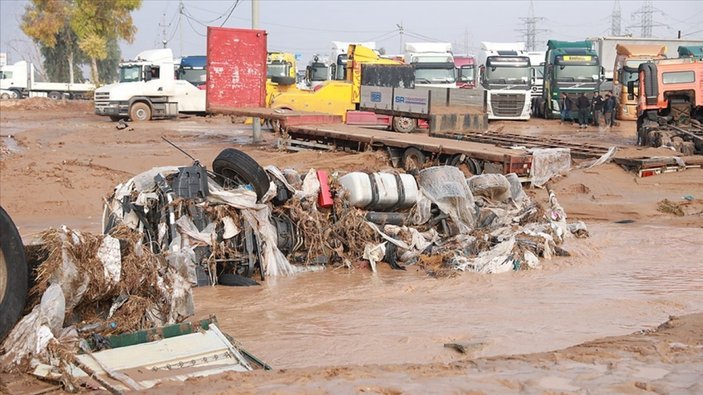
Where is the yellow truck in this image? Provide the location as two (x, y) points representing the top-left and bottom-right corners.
(269, 45), (403, 122)
(266, 52), (298, 107)
(613, 44), (667, 121)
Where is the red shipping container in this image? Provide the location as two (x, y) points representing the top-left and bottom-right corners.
(206, 27), (267, 111)
(316, 170), (334, 208)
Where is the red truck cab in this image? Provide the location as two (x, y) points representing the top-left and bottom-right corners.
(454, 56), (477, 89)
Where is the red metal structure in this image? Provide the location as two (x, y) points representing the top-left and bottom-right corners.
(206, 27), (268, 110)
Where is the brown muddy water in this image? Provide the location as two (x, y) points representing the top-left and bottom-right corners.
(194, 223), (703, 369)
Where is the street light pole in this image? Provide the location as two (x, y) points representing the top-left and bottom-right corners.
(251, 0), (263, 143)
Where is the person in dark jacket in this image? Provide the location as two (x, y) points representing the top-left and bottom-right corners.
(603, 92), (615, 127)
(608, 92), (618, 126)
(591, 91), (604, 127)
(576, 92), (590, 128)
(560, 93), (573, 124)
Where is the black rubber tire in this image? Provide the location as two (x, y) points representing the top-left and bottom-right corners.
(218, 273), (260, 287)
(270, 76), (296, 86)
(0, 206), (28, 342)
(212, 148), (271, 201)
(401, 147), (426, 171)
(129, 102), (152, 122)
(392, 117), (417, 133)
(48, 91), (62, 100)
(109, 115), (124, 122)
(0, 92), (10, 100)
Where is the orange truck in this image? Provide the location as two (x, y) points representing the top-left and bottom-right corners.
(613, 44), (667, 121)
(633, 57), (703, 154)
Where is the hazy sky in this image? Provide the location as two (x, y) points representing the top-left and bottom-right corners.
(1, 0), (701, 69)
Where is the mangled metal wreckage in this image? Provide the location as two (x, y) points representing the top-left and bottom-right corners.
(102, 147), (588, 281)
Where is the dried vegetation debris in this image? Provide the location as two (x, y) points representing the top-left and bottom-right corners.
(1, 226), (194, 372)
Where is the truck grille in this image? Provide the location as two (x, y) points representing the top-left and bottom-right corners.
(95, 92), (110, 100)
(492, 93), (525, 117)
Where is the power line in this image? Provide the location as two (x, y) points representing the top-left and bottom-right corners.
(220, 0), (241, 27)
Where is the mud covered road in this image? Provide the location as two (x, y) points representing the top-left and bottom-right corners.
(1, 99), (702, 393)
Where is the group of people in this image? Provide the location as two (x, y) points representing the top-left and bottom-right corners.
(560, 91), (618, 129)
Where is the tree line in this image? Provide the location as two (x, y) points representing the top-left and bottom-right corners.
(21, 0), (142, 86)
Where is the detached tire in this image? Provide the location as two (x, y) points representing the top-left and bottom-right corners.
(129, 102), (152, 122)
(401, 147), (426, 171)
(0, 206), (28, 342)
(212, 148), (271, 201)
(392, 117), (417, 133)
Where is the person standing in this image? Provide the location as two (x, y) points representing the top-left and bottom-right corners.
(591, 91), (604, 127)
(560, 92), (573, 125)
(576, 92), (590, 128)
(603, 92), (615, 127)
(608, 92), (618, 127)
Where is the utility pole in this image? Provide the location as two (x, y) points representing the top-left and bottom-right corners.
(251, 0), (262, 143)
(610, 0), (621, 36)
(179, 1), (184, 58)
(516, 0), (547, 51)
(397, 22), (404, 53)
(158, 13), (169, 48)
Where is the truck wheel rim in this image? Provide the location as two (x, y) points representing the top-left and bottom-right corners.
(397, 118), (413, 130)
(0, 248), (7, 304)
(136, 109), (147, 120)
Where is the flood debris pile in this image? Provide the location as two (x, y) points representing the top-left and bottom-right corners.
(0, 226), (194, 374)
(96, 148), (588, 284)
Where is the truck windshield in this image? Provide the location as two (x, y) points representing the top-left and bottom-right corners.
(555, 65), (600, 82)
(485, 66), (530, 84)
(415, 67), (456, 84)
(619, 60), (644, 85)
(119, 65), (142, 83)
(179, 68), (206, 86)
(267, 63), (290, 78)
(458, 66), (474, 82)
(309, 63), (329, 81)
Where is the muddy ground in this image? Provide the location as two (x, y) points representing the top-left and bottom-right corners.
(1, 99), (702, 393)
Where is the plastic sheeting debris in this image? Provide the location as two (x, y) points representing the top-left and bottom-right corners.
(530, 148), (571, 187)
(416, 166), (476, 232)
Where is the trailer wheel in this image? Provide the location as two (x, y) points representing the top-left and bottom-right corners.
(466, 158), (483, 175)
(129, 102), (152, 122)
(392, 117), (417, 133)
(212, 148), (271, 201)
(0, 206), (28, 342)
(48, 91), (62, 100)
(0, 92), (10, 100)
(401, 147), (426, 171)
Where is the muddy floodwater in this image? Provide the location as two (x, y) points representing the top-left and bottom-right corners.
(194, 223), (703, 369)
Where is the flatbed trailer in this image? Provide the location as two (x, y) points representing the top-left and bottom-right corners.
(210, 106), (530, 176)
(284, 123), (532, 176)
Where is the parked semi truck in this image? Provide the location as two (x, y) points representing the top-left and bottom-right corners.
(0, 61), (94, 99)
(633, 57), (702, 154)
(330, 41), (377, 81)
(589, 36), (703, 81)
(454, 55), (477, 89)
(478, 42), (532, 120)
(266, 52), (298, 110)
(613, 44), (667, 121)
(678, 45), (703, 58)
(404, 42), (457, 88)
(528, 50), (546, 116)
(94, 48), (206, 121)
(177, 55), (207, 89)
(536, 40), (603, 120)
(305, 55), (332, 90)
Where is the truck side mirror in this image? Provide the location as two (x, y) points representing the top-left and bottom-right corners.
(627, 81), (635, 100)
(144, 66), (152, 81)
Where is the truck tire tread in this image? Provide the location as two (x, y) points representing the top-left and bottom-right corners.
(212, 148), (271, 201)
(0, 206), (29, 342)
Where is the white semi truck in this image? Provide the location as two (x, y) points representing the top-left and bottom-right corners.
(94, 48), (205, 121)
(404, 42), (457, 88)
(528, 50), (546, 116)
(478, 42), (532, 121)
(0, 61), (94, 100)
